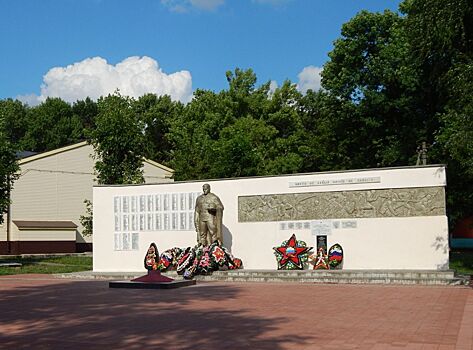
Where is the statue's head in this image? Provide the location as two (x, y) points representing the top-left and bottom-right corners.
(202, 183), (211, 195)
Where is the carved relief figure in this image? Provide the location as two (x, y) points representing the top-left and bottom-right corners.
(238, 187), (445, 222)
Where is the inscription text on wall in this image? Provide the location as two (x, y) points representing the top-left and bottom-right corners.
(289, 176), (381, 188)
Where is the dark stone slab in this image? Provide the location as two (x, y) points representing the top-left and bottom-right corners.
(109, 279), (196, 289)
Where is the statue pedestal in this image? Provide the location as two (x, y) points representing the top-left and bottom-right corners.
(109, 270), (196, 289)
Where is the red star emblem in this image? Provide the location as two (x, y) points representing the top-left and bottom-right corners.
(273, 234), (311, 270)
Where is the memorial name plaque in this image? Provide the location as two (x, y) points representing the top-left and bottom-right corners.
(311, 220), (332, 236)
(342, 220), (357, 229)
(280, 221), (312, 231)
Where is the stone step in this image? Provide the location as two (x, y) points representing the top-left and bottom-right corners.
(180, 270), (461, 285)
(58, 269), (469, 286)
(207, 270), (456, 280)
(196, 276), (464, 285)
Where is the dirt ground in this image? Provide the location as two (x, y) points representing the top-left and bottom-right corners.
(0, 274), (471, 349)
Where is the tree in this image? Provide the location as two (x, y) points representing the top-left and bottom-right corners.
(210, 117), (277, 178)
(0, 121), (19, 225)
(0, 99), (28, 147)
(133, 94), (183, 166)
(299, 89), (357, 171)
(319, 0), (473, 227)
(170, 69), (312, 180)
(72, 97), (98, 135)
(262, 81), (306, 175)
(169, 89), (225, 180)
(87, 94), (145, 185)
(79, 199), (93, 237)
(322, 10), (422, 168)
(22, 97), (82, 152)
(400, 0), (473, 224)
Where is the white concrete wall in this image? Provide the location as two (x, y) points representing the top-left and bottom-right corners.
(93, 166), (449, 272)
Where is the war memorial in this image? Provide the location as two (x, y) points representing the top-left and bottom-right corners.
(2, 164), (472, 349)
(93, 164), (449, 279)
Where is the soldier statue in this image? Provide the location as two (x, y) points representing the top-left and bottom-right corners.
(194, 183), (224, 246)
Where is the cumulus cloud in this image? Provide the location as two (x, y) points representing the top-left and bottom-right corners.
(252, 0), (291, 6)
(16, 93), (41, 107)
(296, 65), (323, 94)
(19, 56), (193, 105)
(161, 0), (224, 12)
(268, 80), (278, 96)
(190, 0), (224, 10)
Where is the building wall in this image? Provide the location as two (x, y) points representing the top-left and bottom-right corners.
(16, 229), (76, 241)
(8, 143), (173, 249)
(93, 165), (449, 272)
(143, 161), (174, 183)
(11, 144), (95, 243)
(0, 220), (6, 254)
(0, 220), (5, 241)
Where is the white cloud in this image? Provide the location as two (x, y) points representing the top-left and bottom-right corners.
(296, 65), (322, 94)
(20, 56), (193, 104)
(161, 0), (224, 12)
(252, 0), (291, 6)
(268, 80), (278, 96)
(190, 0), (224, 10)
(16, 93), (41, 107)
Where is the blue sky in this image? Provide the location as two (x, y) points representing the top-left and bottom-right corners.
(0, 0), (401, 104)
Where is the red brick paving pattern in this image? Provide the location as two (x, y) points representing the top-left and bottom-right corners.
(0, 275), (471, 349)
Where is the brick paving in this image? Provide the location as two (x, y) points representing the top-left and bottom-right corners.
(0, 274), (471, 349)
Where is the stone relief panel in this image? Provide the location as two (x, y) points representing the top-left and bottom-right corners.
(238, 187), (445, 222)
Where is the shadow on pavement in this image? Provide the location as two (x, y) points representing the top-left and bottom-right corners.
(0, 278), (311, 349)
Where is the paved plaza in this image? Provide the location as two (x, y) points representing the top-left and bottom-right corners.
(0, 275), (471, 349)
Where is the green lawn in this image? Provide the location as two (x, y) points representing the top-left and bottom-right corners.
(449, 251), (473, 275)
(0, 255), (92, 275)
(0, 252), (471, 276)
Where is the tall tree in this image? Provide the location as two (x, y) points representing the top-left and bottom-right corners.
(72, 97), (98, 134)
(169, 89), (224, 180)
(0, 99), (28, 148)
(210, 117), (277, 178)
(322, 10), (421, 168)
(299, 89), (357, 171)
(87, 94), (145, 185)
(169, 69), (309, 180)
(401, 0), (473, 224)
(0, 119), (19, 224)
(22, 97), (82, 152)
(133, 94), (183, 166)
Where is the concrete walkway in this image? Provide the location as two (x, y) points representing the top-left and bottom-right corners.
(0, 274), (471, 349)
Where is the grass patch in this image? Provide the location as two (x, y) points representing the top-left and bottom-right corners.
(0, 255), (92, 275)
(1, 252), (471, 276)
(450, 251), (473, 275)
